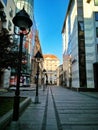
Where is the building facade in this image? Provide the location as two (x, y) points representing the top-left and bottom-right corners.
(0, 0), (16, 88)
(12, 0), (34, 86)
(62, 0), (98, 90)
(43, 54), (60, 85)
(31, 30), (43, 87)
(0, 0), (15, 34)
(0, 0), (34, 88)
(63, 55), (72, 88)
(57, 64), (63, 86)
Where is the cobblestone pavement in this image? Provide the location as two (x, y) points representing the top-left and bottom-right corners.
(4, 86), (98, 130)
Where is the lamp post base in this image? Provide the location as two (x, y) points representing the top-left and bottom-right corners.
(34, 96), (39, 104)
(13, 96), (20, 121)
(8, 120), (19, 130)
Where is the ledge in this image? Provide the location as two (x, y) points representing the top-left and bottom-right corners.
(0, 97), (31, 130)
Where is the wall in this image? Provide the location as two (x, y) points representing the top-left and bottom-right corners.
(83, 0), (98, 88)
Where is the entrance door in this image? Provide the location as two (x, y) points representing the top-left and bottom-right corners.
(93, 63), (98, 89)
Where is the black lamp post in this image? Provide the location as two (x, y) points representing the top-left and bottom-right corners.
(12, 8), (32, 121)
(34, 51), (43, 103)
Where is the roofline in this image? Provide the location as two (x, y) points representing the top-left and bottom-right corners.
(43, 54), (60, 60)
(61, 0), (72, 33)
(61, 0), (92, 33)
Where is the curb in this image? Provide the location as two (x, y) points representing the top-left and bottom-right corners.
(0, 97), (31, 130)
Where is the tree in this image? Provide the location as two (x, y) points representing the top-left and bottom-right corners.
(0, 28), (28, 79)
(0, 28), (19, 70)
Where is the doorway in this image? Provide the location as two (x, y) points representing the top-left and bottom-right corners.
(93, 63), (98, 89)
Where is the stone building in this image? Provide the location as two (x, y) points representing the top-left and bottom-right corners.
(57, 64), (63, 86)
(43, 54), (60, 85)
(63, 55), (72, 88)
(31, 30), (43, 87)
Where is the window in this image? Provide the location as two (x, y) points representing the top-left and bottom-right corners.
(96, 44), (98, 53)
(9, 7), (13, 17)
(96, 27), (98, 37)
(3, 0), (7, 6)
(95, 12), (98, 21)
(78, 7), (83, 16)
(94, 0), (98, 6)
(8, 21), (12, 31)
(78, 21), (84, 31)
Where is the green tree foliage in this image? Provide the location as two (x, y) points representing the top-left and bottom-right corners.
(0, 28), (28, 73)
(0, 28), (18, 70)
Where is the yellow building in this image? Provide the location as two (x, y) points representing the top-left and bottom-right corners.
(43, 54), (60, 85)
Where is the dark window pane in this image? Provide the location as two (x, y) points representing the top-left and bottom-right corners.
(95, 12), (98, 21)
(96, 28), (98, 37)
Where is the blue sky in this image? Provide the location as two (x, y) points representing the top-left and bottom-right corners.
(34, 0), (69, 64)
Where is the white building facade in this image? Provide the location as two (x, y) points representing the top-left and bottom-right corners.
(62, 0), (98, 90)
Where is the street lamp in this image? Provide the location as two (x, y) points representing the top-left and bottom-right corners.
(34, 51), (43, 103)
(12, 8), (32, 121)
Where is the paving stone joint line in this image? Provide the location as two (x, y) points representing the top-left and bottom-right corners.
(50, 86), (63, 130)
(41, 87), (49, 130)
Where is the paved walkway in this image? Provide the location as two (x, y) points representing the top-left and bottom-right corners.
(5, 86), (98, 130)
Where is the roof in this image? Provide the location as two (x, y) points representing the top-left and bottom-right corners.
(43, 54), (59, 59)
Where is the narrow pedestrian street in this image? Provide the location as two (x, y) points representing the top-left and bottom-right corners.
(1, 1), (98, 130)
(5, 86), (98, 130)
